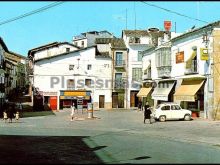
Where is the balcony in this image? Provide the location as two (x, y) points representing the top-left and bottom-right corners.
(185, 60), (198, 75)
(157, 66), (172, 78)
(114, 79), (124, 89)
(143, 69), (151, 80)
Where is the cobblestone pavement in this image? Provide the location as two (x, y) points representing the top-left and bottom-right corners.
(1, 109), (220, 163)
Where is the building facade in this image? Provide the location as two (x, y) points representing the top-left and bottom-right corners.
(122, 29), (167, 108)
(95, 37), (128, 108)
(28, 44), (112, 111)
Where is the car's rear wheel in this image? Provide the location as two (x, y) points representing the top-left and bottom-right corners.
(159, 115), (166, 122)
(184, 114), (191, 121)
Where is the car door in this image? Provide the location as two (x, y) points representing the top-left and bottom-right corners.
(171, 104), (182, 119)
(160, 105), (172, 119)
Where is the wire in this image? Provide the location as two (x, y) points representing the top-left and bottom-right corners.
(140, 1), (208, 24)
(0, 1), (65, 26)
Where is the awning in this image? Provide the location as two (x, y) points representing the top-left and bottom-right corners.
(174, 79), (204, 102)
(137, 87), (152, 97)
(185, 50), (196, 69)
(152, 81), (175, 101)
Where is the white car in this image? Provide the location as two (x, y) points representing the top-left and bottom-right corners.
(152, 102), (192, 122)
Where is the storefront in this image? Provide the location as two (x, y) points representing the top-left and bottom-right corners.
(59, 90), (91, 109)
(174, 78), (205, 117)
(152, 80), (176, 106)
(42, 92), (58, 111)
(137, 87), (153, 107)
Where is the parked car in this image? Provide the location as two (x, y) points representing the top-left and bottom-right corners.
(151, 102), (192, 122)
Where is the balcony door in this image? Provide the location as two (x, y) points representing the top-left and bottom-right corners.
(115, 52), (123, 66)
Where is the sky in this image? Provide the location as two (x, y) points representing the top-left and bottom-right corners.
(0, 1), (220, 56)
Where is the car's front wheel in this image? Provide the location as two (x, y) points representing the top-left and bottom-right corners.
(184, 114), (191, 121)
(159, 115), (166, 122)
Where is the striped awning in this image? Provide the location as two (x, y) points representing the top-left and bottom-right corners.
(152, 81), (175, 101)
(174, 79), (204, 102)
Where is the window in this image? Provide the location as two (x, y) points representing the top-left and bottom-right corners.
(135, 37), (140, 43)
(81, 41), (84, 47)
(155, 47), (171, 67)
(66, 48), (70, 52)
(161, 105), (170, 111)
(132, 68), (142, 81)
(171, 105), (181, 110)
(115, 73), (123, 88)
(129, 37), (134, 43)
(67, 79), (75, 89)
(137, 51), (142, 61)
(115, 52), (123, 66)
(87, 64), (92, 70)
(85, 79), (92, 87)
(69, 65), (74, 70)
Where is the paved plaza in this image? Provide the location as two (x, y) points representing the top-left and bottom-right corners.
(1, 109), (220, 164)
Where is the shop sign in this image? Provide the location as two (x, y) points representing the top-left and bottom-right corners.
(174, 95), (195, 102)
(200, 48), (209, 60)
(176, 51), (184, 63)
(164, 21), (172, 31)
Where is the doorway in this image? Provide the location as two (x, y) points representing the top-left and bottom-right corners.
(99, 95), (105, 108)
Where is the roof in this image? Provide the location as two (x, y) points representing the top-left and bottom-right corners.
(34, 45), (97, 62)
(0, 37), (9, 52)
(8, 51), (27, 59)
(28, 42), (80, 57)
(123, 30), (150, 36)
(171, 20), (220, 42)
(95, 38), (127, 49)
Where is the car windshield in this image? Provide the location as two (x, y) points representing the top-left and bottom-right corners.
(156, 104), (161, 109)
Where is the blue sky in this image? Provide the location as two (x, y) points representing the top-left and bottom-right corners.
(0, 1), (220, 56)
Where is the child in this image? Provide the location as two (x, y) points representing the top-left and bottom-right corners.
(70, 103), (76, 121)
(15, 111), (19, 122)
(3, 111), (7, 123)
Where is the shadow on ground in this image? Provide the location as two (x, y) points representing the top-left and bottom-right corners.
(21, 110), (56, 118)
(0, 135), (104, 164)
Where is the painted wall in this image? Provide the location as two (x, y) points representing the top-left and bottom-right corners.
(33, 47), (112, 110)
(34, 44), (79, 61)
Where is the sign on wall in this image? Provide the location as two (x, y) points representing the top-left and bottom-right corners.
(200, 48), (209, 60)
(176, 51), (184, 63)
(164, 21), (172, 31)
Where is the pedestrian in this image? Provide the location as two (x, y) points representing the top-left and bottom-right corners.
(7, 103), (15, 123)
(70, 102), (76, 121)
(138, 100), (142, 111)
(3, 110), (8, 123)
(15, 111), (20, 122)
(144, 101), (152, 124)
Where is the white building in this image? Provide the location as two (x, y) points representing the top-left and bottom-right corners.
(28, 44), (112, 111)
(122, 29), (166, 108)
(73, 30), (114, 48)
(170, 23), (215, 119)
